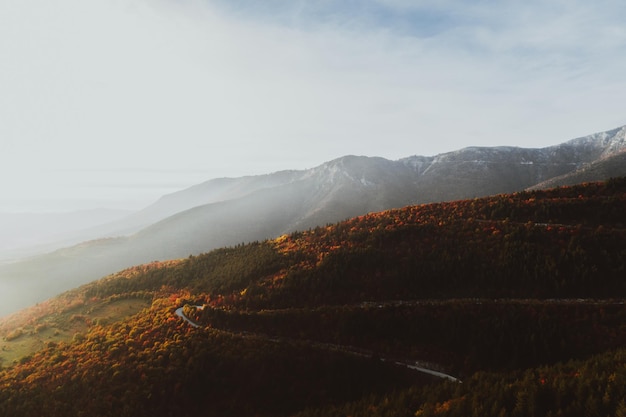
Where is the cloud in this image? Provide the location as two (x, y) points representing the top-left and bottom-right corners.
(0, 0), (625, 211)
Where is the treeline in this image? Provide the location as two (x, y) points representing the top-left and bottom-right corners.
(249, 219), (625, 308)
(83, 178), (626, 310)
(85, 242), (291, 299)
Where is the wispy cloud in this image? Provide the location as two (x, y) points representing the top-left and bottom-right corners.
(0, 0), (624, 211)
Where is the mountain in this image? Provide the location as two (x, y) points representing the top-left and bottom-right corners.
(88, 169), (306, 237)
(529, 151), (626, 189)
(0, 125), (625, 316)
(0, 179), (625, 416)
(402, 124), (626, 199)
(0, 172), (305, 263)
(527, 125), (626, 189)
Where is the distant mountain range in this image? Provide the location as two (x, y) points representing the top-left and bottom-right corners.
(1, 124), (625, 316)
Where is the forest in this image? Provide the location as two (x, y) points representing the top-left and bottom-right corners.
(0, 177), (625, 416)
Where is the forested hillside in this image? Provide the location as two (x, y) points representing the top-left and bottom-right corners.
(3, 125), (625, 318)
(0, 178), (625, 416)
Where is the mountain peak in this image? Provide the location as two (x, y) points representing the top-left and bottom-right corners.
(2, 124), (626, 316)
(562, 124), (626, 158)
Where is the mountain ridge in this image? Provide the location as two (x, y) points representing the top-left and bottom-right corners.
(1, 178), (625, 416)
(0, 124), (625, 316)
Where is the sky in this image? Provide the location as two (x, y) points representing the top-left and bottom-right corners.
(1, 0), (625, 212)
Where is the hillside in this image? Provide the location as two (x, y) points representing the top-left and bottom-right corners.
(529, 151), (626, 190)
(0, 178), (625, 416)
(2, 125), (626, 316)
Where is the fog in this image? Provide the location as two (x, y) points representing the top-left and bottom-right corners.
(0, 0), (625, 315)
(1, 0), (625, 214)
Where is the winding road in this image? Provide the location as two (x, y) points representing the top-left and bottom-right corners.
(175, 305), (461, 383)
(175, 306), (203, 328)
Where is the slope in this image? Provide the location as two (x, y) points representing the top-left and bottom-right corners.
(0, 178), (625, 416)
(1, 125), (626, 316)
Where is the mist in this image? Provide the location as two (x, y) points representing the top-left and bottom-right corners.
(0, 0), (625, 315)
(2, 0), (625, 216)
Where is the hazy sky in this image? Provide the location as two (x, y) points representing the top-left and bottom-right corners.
(1, 0), (625, 212)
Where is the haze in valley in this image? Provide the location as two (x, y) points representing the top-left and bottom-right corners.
(1, 0), (624, 213)
(1, 0), (625, 313)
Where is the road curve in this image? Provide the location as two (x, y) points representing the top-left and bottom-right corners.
(175, 306), (203, 328)
(175, 305), (461, 383)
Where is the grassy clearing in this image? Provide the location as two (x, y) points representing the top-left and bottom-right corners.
(0, 297), (151, 367)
